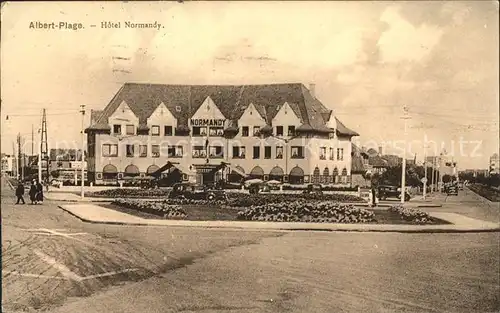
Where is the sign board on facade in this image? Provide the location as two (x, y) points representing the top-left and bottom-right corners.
(190, 119), (225, 127)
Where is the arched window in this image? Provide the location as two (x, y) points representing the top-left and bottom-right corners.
(249, 166), (264, 179)
(103, 164), (118, 180)
(269, 166), (285, 182)
(289, 166), (304, 185)
(124, 164), (140, 177)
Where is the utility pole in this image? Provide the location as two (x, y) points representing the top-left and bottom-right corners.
(438, 151), (444, 192)
(423, 145), (428, 200)
(38, 127), (42, 183)
(17, 133), (24, 181)
(80, 105), (86, 199)
(40, 109), (49, 183)
(400, 105), (411, 204)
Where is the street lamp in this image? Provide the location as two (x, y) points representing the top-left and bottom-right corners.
(400, 105), (412, 204)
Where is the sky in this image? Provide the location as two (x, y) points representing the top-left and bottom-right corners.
(1, 1), (498, 170)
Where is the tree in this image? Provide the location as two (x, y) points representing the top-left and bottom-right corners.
(50, 170), (60, 179)
(442, 174), (452, 183)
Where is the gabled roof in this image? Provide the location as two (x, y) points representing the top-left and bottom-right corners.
(90, 110), (104, 126)
(87, 83), (358, 137)
(335, 118), (359, 136)
(369, 155), (389, 168)
(351, 143), (369, 158)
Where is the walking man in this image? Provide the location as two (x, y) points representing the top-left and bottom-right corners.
(15, 182), (25, 204)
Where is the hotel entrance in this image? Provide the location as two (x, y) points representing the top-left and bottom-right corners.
(192, 163), (228, 186)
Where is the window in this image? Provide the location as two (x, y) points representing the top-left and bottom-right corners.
(264, 146), (271, 159)
(329, 131), (335, 139)
(192, 146), (207, 158)
(192, 126), (207, 137)
(319, 147), (326, 160)
(102, 144), (118, 157)
(164, 126), (173, 136)
(253, 146), (260, 159)
(276, 126), (283, 136)
(126, 144), (134, 157)
(291, 146), (304, 159)
(168, 146), (183, 158)
(253, 126), (261, 137)
(126, 125), (135, 135)
(113, 125), (122, 135)
(209, 146), (224, 158)
(151, 125), (160, 136)
(276, 146), (284, 159)
(232, 146), (246, 159)
(152, 145), (160, 158)
(209, 127), (224, 137)
(288, 126), (296, 136)
(337, 148), (344, 161)
(139, 145), (147, 157)
(329, 148), (334, 160)
(242, 126), (249, 137)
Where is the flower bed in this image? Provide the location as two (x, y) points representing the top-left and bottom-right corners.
(226, 193), (365, 207)
(112, 199), (187, 218)
(237, 201), (375, 223)
(166, 198), (227, 206)
(88, 188), (169, 198)
(388, 205), (434, 224)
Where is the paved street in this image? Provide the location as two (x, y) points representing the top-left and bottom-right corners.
(2, 176), (499, 313)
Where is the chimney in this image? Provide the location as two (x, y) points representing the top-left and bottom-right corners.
(378, 146), (383, 155)
(309, 83), (316, 99)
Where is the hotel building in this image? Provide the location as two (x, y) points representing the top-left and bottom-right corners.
(85, 83), (359, 185)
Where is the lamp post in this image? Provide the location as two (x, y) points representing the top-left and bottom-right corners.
(400, 105), (411, 204)
(80, 105), (85, 199)
(423, 144), (428, 200)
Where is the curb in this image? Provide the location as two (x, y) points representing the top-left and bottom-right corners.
(58, 206), (498, 234)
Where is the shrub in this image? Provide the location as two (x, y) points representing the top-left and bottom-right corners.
(88, 188), (169, 198)
(237, 201), (375, 223)
(112, 199), (187, 218)
(388, 205), (433, 224)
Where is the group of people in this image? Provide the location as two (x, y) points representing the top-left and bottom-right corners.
(15, 180), (44, 205)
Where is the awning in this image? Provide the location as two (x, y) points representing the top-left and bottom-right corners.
(231, 166), (247, 177)
(173, 164), (196, 176)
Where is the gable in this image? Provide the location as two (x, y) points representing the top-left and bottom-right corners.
(108, 101), (139, 124)
(147, 102), (177, 126)
(271, 102), (302, 125)
(239, 103), (266, 125)
(189, 96), (226, 126)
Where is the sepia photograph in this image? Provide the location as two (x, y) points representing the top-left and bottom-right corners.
(1, 1), (499, 312)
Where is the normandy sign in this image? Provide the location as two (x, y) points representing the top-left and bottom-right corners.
(190, 119), (225, 127)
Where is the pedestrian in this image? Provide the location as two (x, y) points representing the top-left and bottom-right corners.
(36, 181), (44, 204)
(15, 182), (25, 204)
(29, 180), (38, 205)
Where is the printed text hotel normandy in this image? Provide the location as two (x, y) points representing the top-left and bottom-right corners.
(28, 21), (164, 30)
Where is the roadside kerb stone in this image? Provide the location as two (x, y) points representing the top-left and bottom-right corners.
(58, 204), (499, 233)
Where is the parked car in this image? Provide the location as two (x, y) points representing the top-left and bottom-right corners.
(378, 185), (411, 201)
(302, 184), (323, 195)
(169, 183), (227, 201)
(249, 183), (271, 194)
(445, 184), (459, 196)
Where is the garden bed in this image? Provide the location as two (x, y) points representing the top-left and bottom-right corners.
(86, 188), (170, 199)
(105, 199), (448, 225)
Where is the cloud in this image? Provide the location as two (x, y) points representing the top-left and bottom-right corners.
(377, 6), (443, 63)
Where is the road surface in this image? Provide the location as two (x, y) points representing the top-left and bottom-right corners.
(2, 177), (499, 313)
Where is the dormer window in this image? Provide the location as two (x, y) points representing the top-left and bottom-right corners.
(288, 126), (295, 136)
(175, 106), (181, 112)
(113, 124), (122, 135)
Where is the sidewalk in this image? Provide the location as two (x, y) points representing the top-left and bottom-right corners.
(59, 204), (499, 233)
